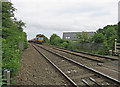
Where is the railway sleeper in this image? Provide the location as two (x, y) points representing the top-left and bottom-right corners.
(65, 70), (89, 77)
(70, 74), (94, 80)
(35, 44), (120, 86)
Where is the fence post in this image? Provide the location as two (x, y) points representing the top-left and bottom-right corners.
(4, 70), (7, 79)
(4, 70), (10, 86)
(18, 42), (24, 51)
(109, 50), (112, 56)
(115, 39), (117, 54)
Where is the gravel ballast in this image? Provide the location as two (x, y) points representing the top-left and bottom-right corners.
(14, 44), (67, 86)
(38, 44), (119, 81)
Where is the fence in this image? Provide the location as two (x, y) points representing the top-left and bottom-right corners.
(3, 70), (10, 86)
(72, 42), (103, 53)
(114, 39), (120, 55)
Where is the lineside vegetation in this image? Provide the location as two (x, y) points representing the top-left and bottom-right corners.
(47, 24), (119, 55)
(2, 1), (28, 84)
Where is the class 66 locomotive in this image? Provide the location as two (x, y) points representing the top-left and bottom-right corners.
(37, 36), (44, 44)
(28, 35), (44, 44)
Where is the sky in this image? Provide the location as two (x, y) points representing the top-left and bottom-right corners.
(11, 0), (119, 40)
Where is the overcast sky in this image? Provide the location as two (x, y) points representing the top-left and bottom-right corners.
(11, 0), (119, 40)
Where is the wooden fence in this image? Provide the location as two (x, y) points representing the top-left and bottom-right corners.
(114, 39), (120, 55)
(71, 42), (103, 53)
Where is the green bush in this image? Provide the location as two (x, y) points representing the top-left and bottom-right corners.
(91, 24), (118, 55)
(92, 33), (105, 43)
(61, 42), (68, 48)
(2, 39), (21, 77)
(50, 34), (61, 45)
(49, 34), (74, 50)
(2, 1), (28, 80)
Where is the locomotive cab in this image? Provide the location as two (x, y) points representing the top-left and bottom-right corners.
(37, 36), (44, 44)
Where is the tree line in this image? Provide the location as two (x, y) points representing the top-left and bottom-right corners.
(1, 1), (28, 84)
(37, 24), (119, 55)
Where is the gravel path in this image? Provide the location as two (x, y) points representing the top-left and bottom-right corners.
(14, 44), (67, 86)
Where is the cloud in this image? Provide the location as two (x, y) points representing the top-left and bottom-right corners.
(11, 0), (118, 40)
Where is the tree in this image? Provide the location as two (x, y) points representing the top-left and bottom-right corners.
(77, 32), (90, 43)
(92, 24), (118, 54)
(50, 34), (61, 45)
(53, 37), (61, 46)
(105, 27), (117, 40)
(92, 33), (105, 43)
(2, 2), (15, 28)
(14, 20), (25, 32)
(2, 1), (28, 77)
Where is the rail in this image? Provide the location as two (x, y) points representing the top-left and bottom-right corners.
(32, 44), (79, 87)
(35, 44), (120, 85)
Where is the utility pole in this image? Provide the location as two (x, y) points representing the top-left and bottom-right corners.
(118, 22), (120, 42)
(118, 2), (120, 42)
(115, 39), (117, 54)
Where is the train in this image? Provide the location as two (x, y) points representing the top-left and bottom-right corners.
(37, 36), (44, 43)
(28, 36), (44, 44)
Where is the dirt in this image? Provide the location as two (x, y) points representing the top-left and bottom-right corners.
(14, 43), (67, 86)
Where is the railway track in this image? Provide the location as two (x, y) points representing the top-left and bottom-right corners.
(37, 44), (119, 73)
(32, 43), (120, 87)
(47, 45), (118, 63)
(47, 45), (120, 72)
(52, 45), (118, 60)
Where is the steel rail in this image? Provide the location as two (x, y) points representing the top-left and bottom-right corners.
(81, 79), (90, 87)
(32, 44), (79, 87)
(50, 45), (118, 60)
(89, 77), (101, 87)
(52, 47), (120, 70)
(35, 44), (120, 85)
(52, 47), (104, 63)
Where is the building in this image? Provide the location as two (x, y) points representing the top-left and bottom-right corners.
(63, 32), (95, 41)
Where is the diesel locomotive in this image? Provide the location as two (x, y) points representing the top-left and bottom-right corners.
(37, 36), (44, 44)
(28, 36), (44, 44)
